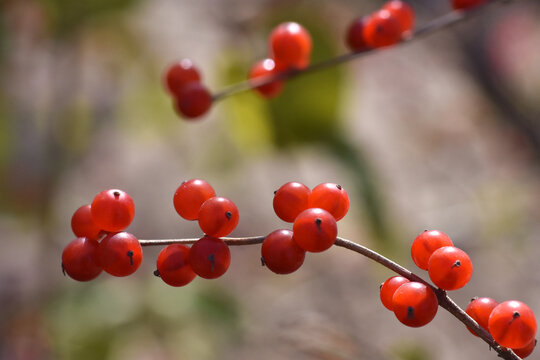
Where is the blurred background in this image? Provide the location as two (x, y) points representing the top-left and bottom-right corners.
(1, 0), (539, 359)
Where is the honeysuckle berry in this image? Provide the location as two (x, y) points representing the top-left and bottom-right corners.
(62, 237), (102, 281)
(307, 182), (349, 221)
(91, 189), (135, 233)
(71, 204), (102, 240)
(198, 196), (239, 237)
(164, 59), (201, 96)
(173, 179), (216, 221)
(292, 207), (337, 252)
(269, 22), (312, 70)
(380, 276), (411, 311)
(98, 232), (142, 277)
(392, 282), (438, 327)
(363, 10), (402, 48)
(465, 297), (499, 336)
(411, 230), (453, 270)
(272, 181), (311, 222)
(428, 246), (473, 290)
(156, 244), (196, 287)
(382, 0), (415, 34)
(488, 300), (537, 349)
(173, 82), (212, 119)
(189, 236), (231, 279)
(261, 229), (306, 274)
(249, 58), (284, 98)
(346, 17), (371, 52)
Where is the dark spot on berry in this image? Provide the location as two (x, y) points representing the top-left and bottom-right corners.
(336, 184), (342, 190)
(127, 250), (134, 265)
(225, 211), (232, 220)
(154, 269), (161, 277)
(407, 306), (415, 319)
(208, 253), (215, 272)
(261, 256), (266, 267)
(61, 262), (66, 276)
(452, 260), (461, 268)
(315, 218), (322, 231)
(113, 191), (121, 198)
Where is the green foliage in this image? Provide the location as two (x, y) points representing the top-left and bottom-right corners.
(38, 0), (140, 37)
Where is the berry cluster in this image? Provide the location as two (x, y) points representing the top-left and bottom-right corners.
(262, 181), (349, 274)
(248, 22), (312, 99)
(163, 59), (212, 119)
(346, 0), (415, 51)
(161, 0), (496, 121)
(379, 230), (537, 358)
(62, 189), (141, 280)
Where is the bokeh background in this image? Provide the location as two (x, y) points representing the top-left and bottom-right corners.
(1, 0), (539, 359)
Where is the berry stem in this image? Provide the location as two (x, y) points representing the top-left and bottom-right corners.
(211, 0), (508, 102)
(139, 235), (521, 359)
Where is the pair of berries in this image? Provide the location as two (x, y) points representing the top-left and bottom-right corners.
(380, 276), (439, 327)
(411, 230), (473, 290)
(346, 0), (415, 52)
(261, 182), (349, 274)
(466, 297), (537, 357)
(163, 59), (212, 119)
(157, 179), (239, 286)
(249, 22), (312, 98)
(62, 189), (142, 281)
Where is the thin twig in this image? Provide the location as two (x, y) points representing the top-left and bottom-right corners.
(138, 236), (521, 360)
(211, 0), (507, 102)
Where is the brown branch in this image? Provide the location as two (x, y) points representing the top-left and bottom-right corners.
(138, 236), (522, 360)
(211, 0), (512, 102)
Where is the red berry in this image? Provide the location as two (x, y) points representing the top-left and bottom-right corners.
(164, 59), (201, 96)
(308, 182), (349, 221)
(451, 0), (488, 10)
(488, 300), (537, 349)
(269, 22), (312, 70)
(465, 297), (499, 336)
(346, 17), (370, 52)
(198, 196), (240, 237)
(261, 229), (306, 274)
(71, 204), (102, 240)
(382, 1), (415, 33)
(392, 282), (438, 327)
(248, 58), (284, 98)
(174, 82), (212, 119)
(410, 230), (453, 270)
(428, 246), (473, 290)
(363, 10), (402, 48)
(273, 181), (311, 222)
(380, 276), (411, 311)
(98, 232), (142, 277)
(62, 237), (102, 281)
(156, 244), (196, 287)
(292, 208), (337, 253)
(512, 338), (537, 359)
(189, 236), (231, 279)
(91, 189), (135, 232)
(173, 179), (216, 221)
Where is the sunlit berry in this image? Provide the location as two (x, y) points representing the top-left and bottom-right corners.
(189, 236), (231, 279)
(411, 230), (453, 270)
(249, 58), (284, 98)
(261, 229), (306, 274)
(164, 59), (201, 96)
(428, 246), (473, 290)
(308, 182), (349, 221)
(269, 22), (312, 70)
(488, 300), (537, 349)
(392, 282), (438, 327)
(273, 181), (311, 222)
(173, 179), (216, 221)
(465, 297), (499, 336)
(156, 244), (196, 287)
(380, 276), (411, 311)
(382, 0), (415, 33)
(292, 208), (337, 252)
(363, 10), (402, 48)
(98, 232), (142, 277)
(198, 196), (239, 237)
(91, 189), (135, 233)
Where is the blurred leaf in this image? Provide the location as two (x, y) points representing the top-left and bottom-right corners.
(391, 342), (431, 360)
(38, 0), (140, 37)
